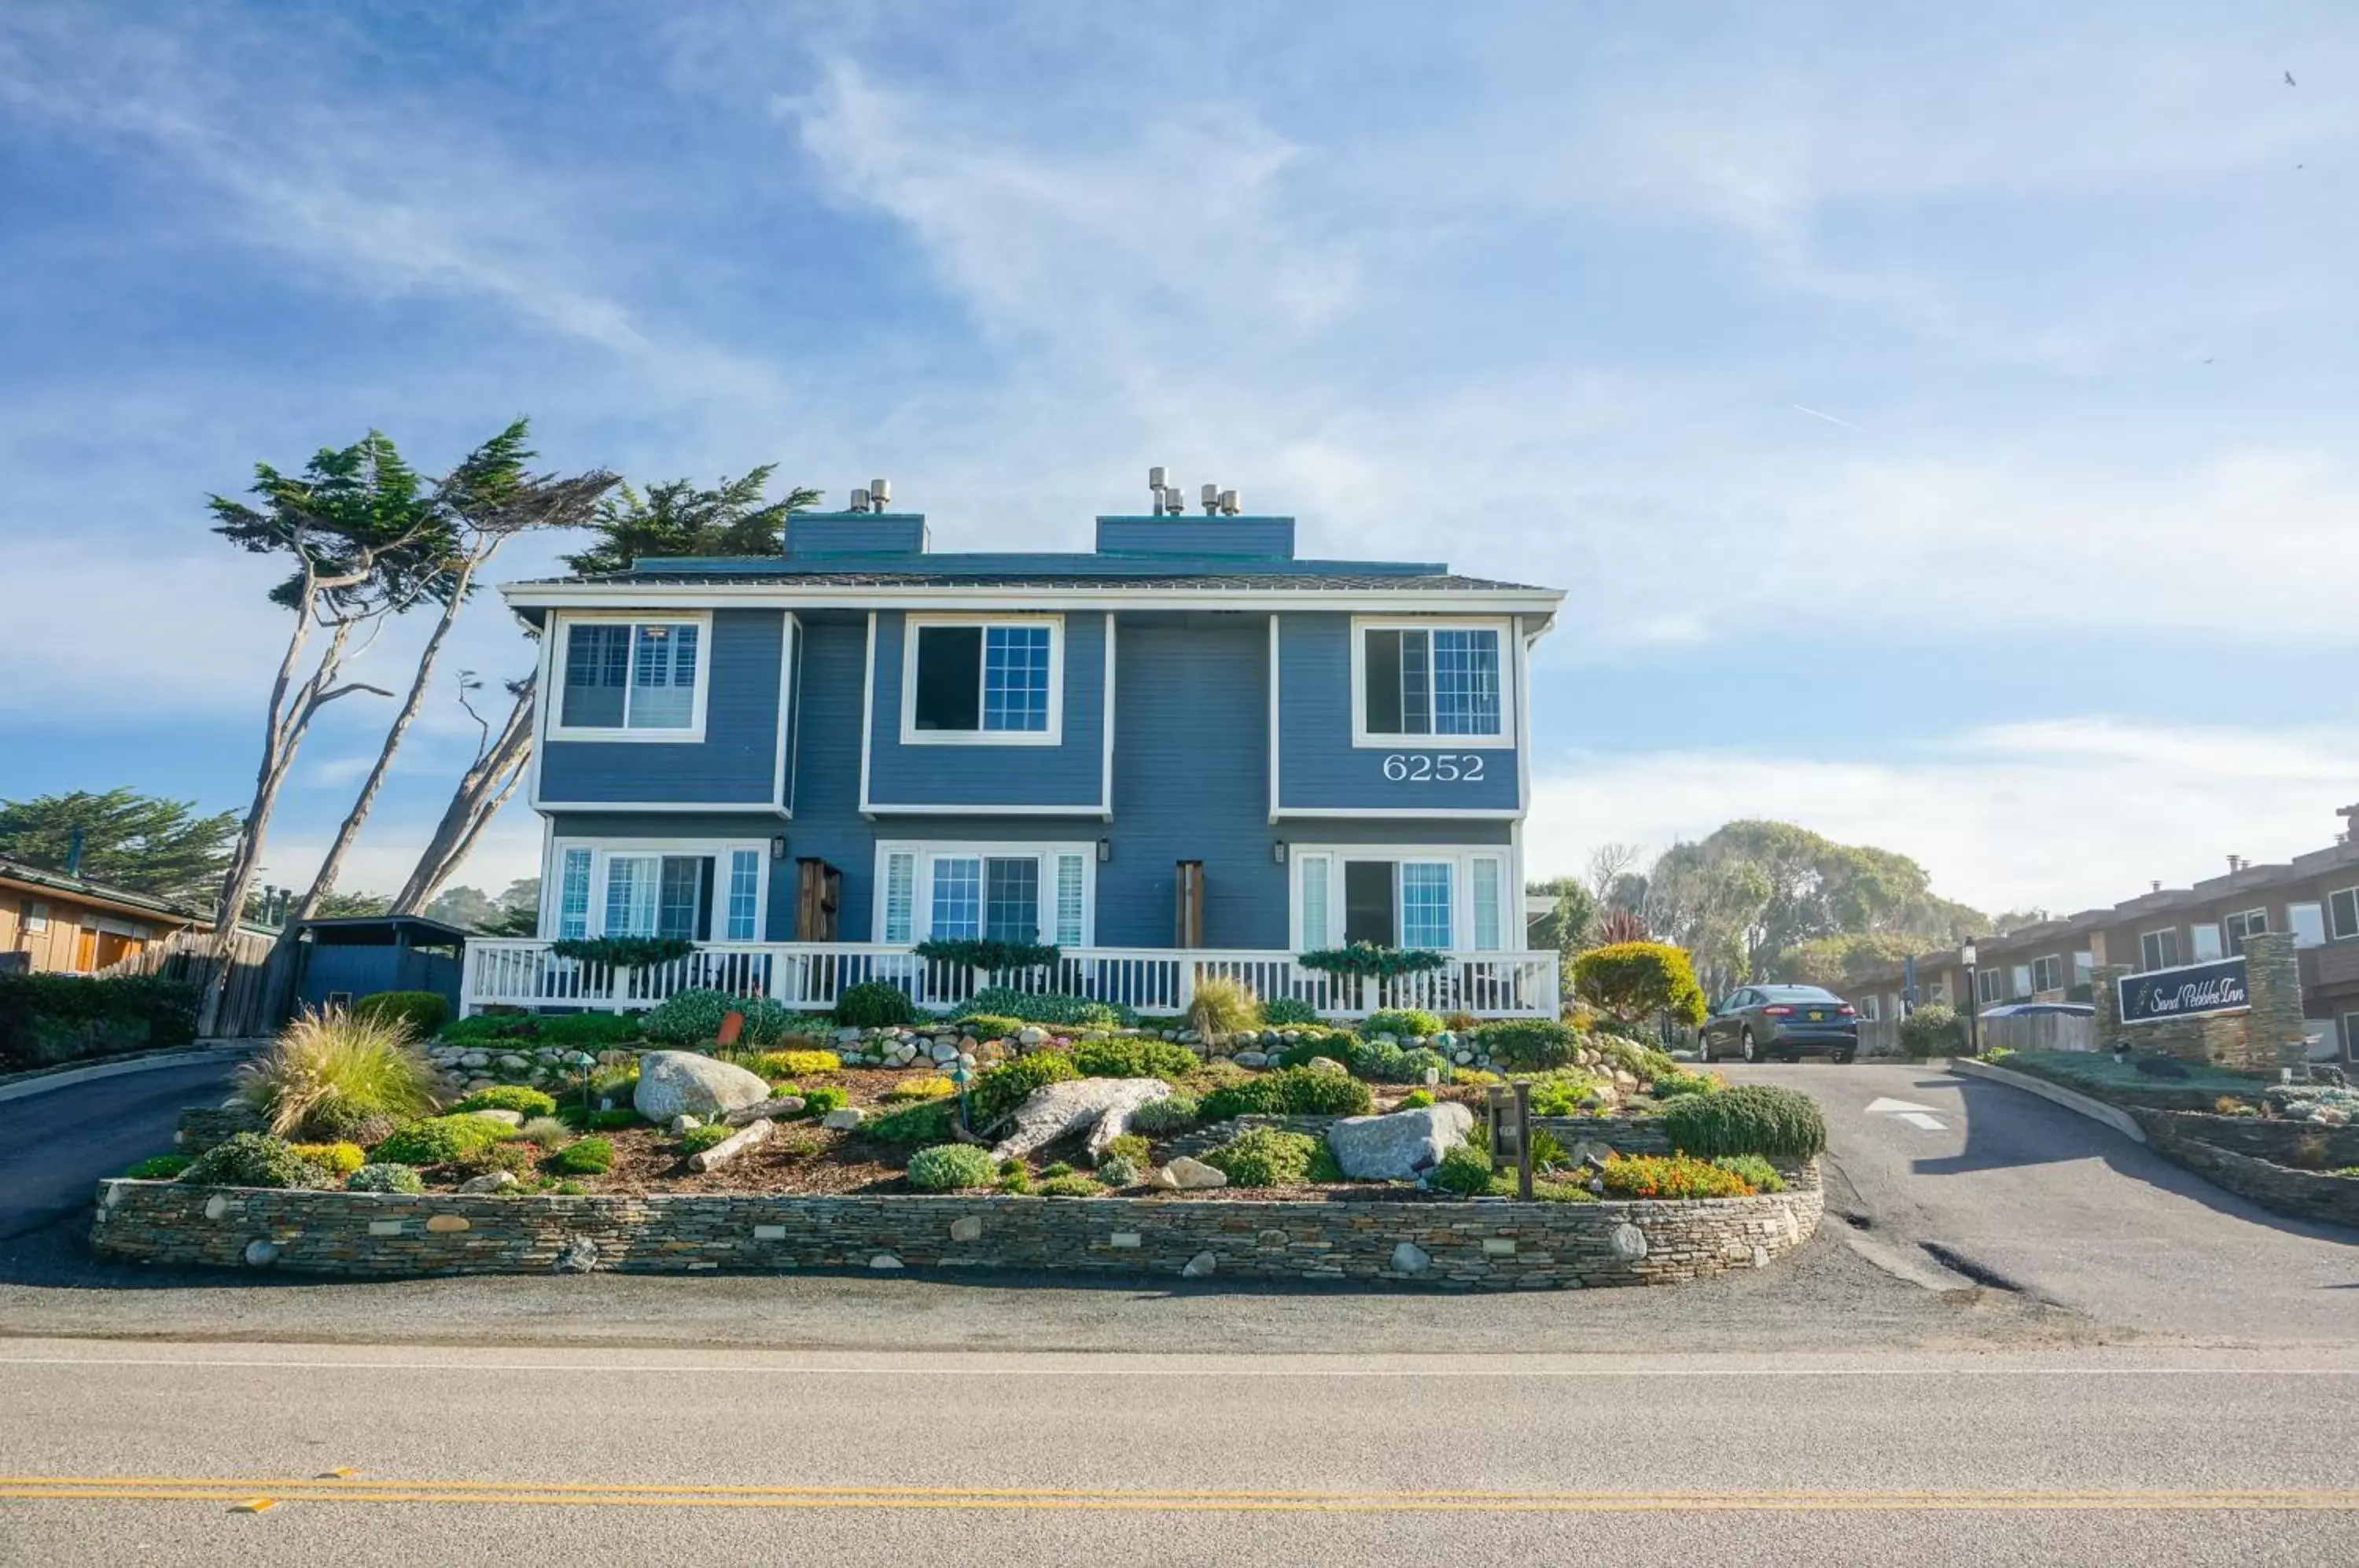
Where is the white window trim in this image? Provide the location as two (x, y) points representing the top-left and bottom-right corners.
(870, 840), (1097, 946)
(897, 613), (1066, 748)
(2138, 926), (2182, 972)
(2030, 954), (2065, 995)
(546, 609), (714, 743)
(2223, 907), (2269, 952)
(543, 838), (769, 942)
(1288, 844), (1519, 953)
(2286, 900), (2327, 949)
(2329, 885), (2359, 942)
(2188, 921), (2225, 962)
(1347, 615), (1518, 750)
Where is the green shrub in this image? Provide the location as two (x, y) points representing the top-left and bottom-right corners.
(178, 1132), (330, 1190)
(454, 1085), (558, 1118)
(1072, 1036), (1199, 1081)
(1258, 996), (1322, 1026)
(1197, 1066), (1373, 1123)
(346, 1161), (425, 1194)
(1202, 1127), (1321, 1187)
(1428, 1143), (1498, 1196)
(1400, 1088), (1436, 1110)
(678, 1124), (735, 1157)
(645, 988), (802, 1046)
(1531, 1180), (1599, 1203)
(955, 1014), (1030, 1041)
(1899, 1003), (1966, 1058)
(1036, 1173), (1104, 1197)
(971, 1051), (1081, 1124)
(546, 1137), (614, 1176)
(353, 990), (449, 1039)
(450, 1140), (539, 1180)
(906, 1143), (997, 1191)
(1572, 942), (1709, 1029)
(800, 1087), (848, 1115)
(0, 971), (201, 1070)
(1519, 1077), (1595, 1117)
(123, 1153), (193, 1180)
(1661, 1084), (1827, 1160)
(1651, 1068), (1720, 1099)
(835, 980), (920, 1029)
(1187, 976), (1260, 1040)
(534, 1013), (646, 1047)
(1474, 1019), (1581, 1070)
(1347, 1038), (1455, 1084)
(1098, 1154), (1142, 1187)
(581, 1106), (643, 1131)
(1100, 1133), (1153, 1166)
(1588, 1035), (1683, 1085)
(371, 1114), (515, 1167)
(956, 988), (1132, 1029)
(865, 1100), (956, 1144)
(1598, 1152), (1754, 1198)
(995, 1158), (1032, 1194)
(288, 1140), (366, 1176)
(883, 1075), (955, 1102)
(1712, 1154), (1785, 1192)
(1128, 1094), (1199, 1133)
(1364, 1008), (1444, 1040)
(517, 1116), (572, 1147)
(749, 1048), (841, 1078)
(234, 1007), (441, 1139)
(438, 1014), (538, 1043)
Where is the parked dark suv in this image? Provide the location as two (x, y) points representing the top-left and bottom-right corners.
(1699, 985), (1860, 1063)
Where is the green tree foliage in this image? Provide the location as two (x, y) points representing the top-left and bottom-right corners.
(421, 878), (539, 934)
(1571, 941), (1709, 1028)
(0, 789), (238, 904)
(561, 466), (822, 576)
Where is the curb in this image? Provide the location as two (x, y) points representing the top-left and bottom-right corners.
(0, 1046), (250, 1106)
(1949, 1057), (2146, 1144)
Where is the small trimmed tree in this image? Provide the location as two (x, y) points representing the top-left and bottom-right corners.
(1571, 941), (1709, 1029)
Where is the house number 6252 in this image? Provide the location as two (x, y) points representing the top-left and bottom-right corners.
(1382, 753), (1486, 782)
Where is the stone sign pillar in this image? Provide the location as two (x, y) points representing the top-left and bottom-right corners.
(2092, 963), (2129, 1051)
(2241, 932), (2306, 1072)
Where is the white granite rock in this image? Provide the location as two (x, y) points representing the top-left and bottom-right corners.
(1150, 1155), (1229, 1191)
(1325, 1102), (1474, 1180)
(986, 1077), (1173, 1163)
(634, 1051), (771, 1121)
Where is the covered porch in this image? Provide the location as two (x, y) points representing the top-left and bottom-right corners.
(460, 940), (1561, 1021)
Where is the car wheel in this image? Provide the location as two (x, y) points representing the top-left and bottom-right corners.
(1740, 1029), (1757, 1063)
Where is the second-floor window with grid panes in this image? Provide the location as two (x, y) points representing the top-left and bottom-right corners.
(1362, 626), (1503, 738)
(2140, 928), (2181, 971)
(910, 620), (1057, 738)
(558, 620), (701, 731)
(2223, 908), (2268, 955)
(2030, 955), (2063, 993)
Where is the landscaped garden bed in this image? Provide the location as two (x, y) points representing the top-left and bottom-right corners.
(105, 984), (1828, 1286)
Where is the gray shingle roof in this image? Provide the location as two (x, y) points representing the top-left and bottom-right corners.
(514, 569), (1545, 592)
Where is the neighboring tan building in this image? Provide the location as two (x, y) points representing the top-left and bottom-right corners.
(0, 856), (205, 976)
(1837, 801), (2359, 1063)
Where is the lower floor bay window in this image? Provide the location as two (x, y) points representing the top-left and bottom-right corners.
(1290, 847), (1513, 953)
(874, 841), (1094, 948)
(549, 841), (767, 943)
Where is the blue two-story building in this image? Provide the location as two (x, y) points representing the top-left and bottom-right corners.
(463, 496), (1566, 1020)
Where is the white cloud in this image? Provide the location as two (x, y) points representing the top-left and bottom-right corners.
(258, 797), (543, 902)
(1525, 719), (2357, 917)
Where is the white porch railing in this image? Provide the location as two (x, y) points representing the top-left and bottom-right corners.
(461, 940), (1561, 1021)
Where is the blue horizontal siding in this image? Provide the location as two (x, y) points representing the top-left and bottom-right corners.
(864, 610), (1106, 811)
(539, 609), (782, 806)
(1275, 613), (1522, 814)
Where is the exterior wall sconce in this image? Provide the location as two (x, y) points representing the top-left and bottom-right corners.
(1097, 839), (1113, 863)
(770, 836), (789, 862)
(1272, 841), (1289, 864)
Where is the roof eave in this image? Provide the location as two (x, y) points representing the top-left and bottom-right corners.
(499, 579), (1568, 617)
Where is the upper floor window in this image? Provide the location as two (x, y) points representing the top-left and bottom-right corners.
(902, 617), (1062, 745)
(2031, 954), (2064, 994)
(2329, 888), (2359, 942)
(1976, 966), (2004, 1003)
(2189, 922), (2225, 963)
(554, 617), (705, 737)
(2287, 902), (2326, 949)
(1354, 620), (1512, 747)
(2140, 927), (2181, 972)
(2223, 907), (2268, 956)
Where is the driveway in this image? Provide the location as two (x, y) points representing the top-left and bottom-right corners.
(1720, 1058), (2359, 1342)
(0, 1058), (237, 1242)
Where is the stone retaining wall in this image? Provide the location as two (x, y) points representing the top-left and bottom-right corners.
(2135, 1111), (2359, 1170)
(174, 1106), (267, 1152)
(90, 1160), (1821, 1289)
(2133, 1113), (2359, 1228)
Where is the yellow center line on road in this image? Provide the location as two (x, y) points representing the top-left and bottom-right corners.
(1, 1478), (2356, 1513)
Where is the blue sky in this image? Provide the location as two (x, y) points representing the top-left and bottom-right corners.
(1, 1), (2353, 916)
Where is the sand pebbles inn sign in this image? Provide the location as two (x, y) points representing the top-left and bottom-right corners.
(2116, 957), (2250, 1025)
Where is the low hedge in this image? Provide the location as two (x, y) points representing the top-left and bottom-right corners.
(1071, 1036), (1199, 1081)
(0, 972), (201, 1071)
(1660, 1084), (1827, 1160)
(178, 1132), (331, 1190)
(353, 991), (448, 1039)
(1474, 1019), (1581, 1070)
(371, 1114), (517, 1167)
(955, 988), (1134, 1029)
(1202, 1127), (1321, 1187)
(1197, 1066), (1373, 1121)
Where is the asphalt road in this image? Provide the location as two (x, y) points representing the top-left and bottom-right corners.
(0, 1338), (2353, 1566)
(1722, 1059), (2359, 1342)
(0, 1058), (235, 1242)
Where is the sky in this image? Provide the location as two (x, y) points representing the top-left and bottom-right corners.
(0, 1), (2353, 921)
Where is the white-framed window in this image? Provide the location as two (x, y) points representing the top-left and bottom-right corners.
(1350, 618), (1514, 748)
(545, 840), (767, 941)
(24, 900), (49, 933)
(2072, 950), (2095, 987)
(2287, 902), (2327, 949)
(1290, 846), (1514, 952)
(1860, 993), (1881, 1021)
(873, 841), (1096, 946)
(550, 614), (709, 738)
(2223, 907), (2269, 956)
(2330, 887), (2359, 942)
(2140, 927), (2181, 972)
(2030, 955), (2064, 995)
(1976, 966), (2004, 1004)
(2190, 922), (2225, 962)
(2008, 963), (2033, 1000)
(899, 615), (1064, 745)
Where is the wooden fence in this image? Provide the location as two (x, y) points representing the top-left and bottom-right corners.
(1976, 1012), (2094, 1053)
(98, 928), (282, 1040)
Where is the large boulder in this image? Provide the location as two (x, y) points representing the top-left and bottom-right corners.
(988, 1077), (1173, 1163)
(1326, 1102), (1474, 1180)
(635, 1051), (771, 1122)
